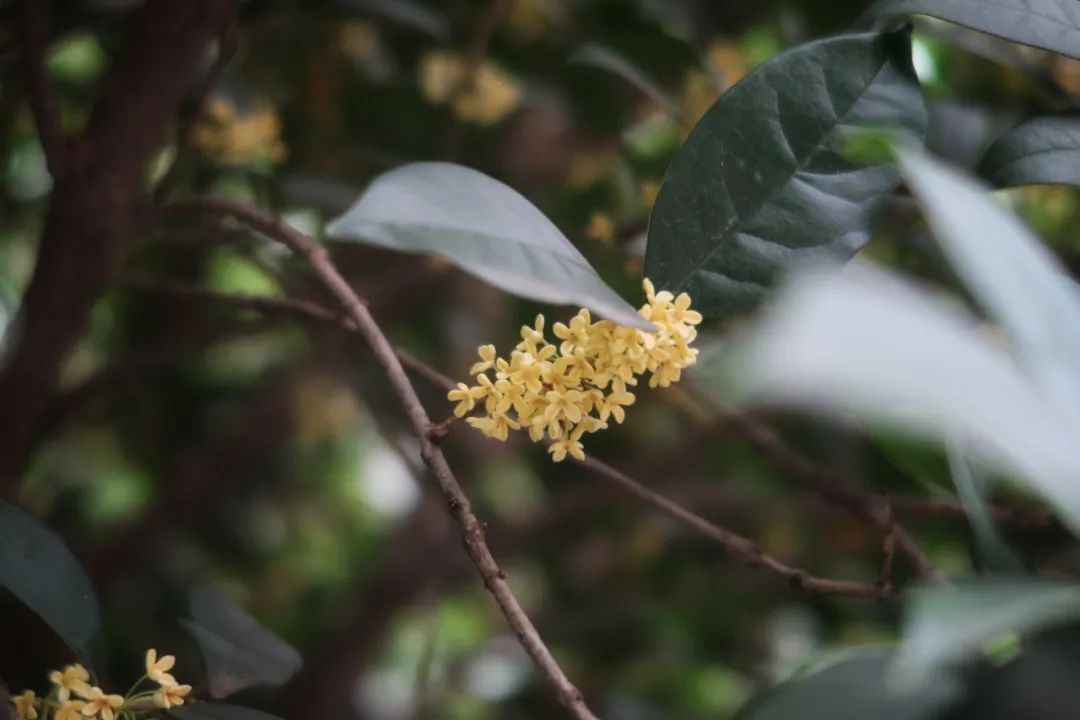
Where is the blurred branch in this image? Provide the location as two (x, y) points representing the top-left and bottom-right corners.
(668, 386), (944, 583)
(163, 196), (600, 720)
(125, 275), (895, 599)
(153, 10), (239, 202)
(0, 0), (239, 499)
(441, 0), (515, 160)
(19, 0), (66, 178)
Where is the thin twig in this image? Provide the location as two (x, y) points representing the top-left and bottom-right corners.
(154, 12), (239, 202)
(669, 387), (944, 584)
(19, 0), (67, 178)
(441, 0), (515, 160)
(164, 197), (599, 720)
(125, 273), (894, 599)
(879, 489), (896, 593)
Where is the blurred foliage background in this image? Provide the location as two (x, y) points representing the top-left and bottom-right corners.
(2, 0), (1080, 718)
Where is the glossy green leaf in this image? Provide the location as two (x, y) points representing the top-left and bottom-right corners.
(860, 0), (1080, 59)
(0, 501), (103, 667)
(170, 704), (284, 720)
(327, 162), (651, 329)
(645, 31), (925, 316)
(181, 586), (302, 699)
(895, 581), (1080, 687)
(736, 647), (957, 720)
(978, 114), (1080, 187)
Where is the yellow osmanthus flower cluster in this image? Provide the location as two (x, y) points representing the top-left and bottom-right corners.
(10, 650), (192, 720)
(419, 52), (522, 125)
(448, 279), (701, 462)
(191, 96), (288, 167)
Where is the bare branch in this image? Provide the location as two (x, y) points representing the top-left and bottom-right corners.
(163, 197), (599, 720)
(126, 272), (894, 600)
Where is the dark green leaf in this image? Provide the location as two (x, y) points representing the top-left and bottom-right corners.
(736, 648), (957, 720)
(0, 501), (103, 667)
(860, 0), (1080, 59)
(181, 586), (302, 699)
(978, 114), (1080, 187)
(170, 704), (284, 720)
(645, 31), (925, 316)
(327, 162), (652, 329)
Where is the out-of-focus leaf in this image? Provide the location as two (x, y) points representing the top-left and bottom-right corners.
(0, 502), (103, 668)
(170, 704), (284, 720)
(946, 441), (1024, 573)
(896, 149), (1080, 417)
(978, 114), (1080, 188)
(645, 30), (925, 317)
(736, 647), (956, 720)
(327, 162), (651, 329)
(341, 0), (448, 39)
(860, 0), (1080, 59)
(569, 44), (681, 120)
(895, 581), (1080, 687)
(181, 586), (302, 699)
(730, 262), (1080, 535)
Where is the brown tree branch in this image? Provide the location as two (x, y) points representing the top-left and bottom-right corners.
(163, 197), (599, 720)
(687, 392), (945, 583)
(125, 274), (894, 599)
(0, 0), (240, 498)
(19, 0), (66, 178)
(441, 0), (515, 160)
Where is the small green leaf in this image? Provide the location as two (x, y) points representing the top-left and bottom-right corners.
(0, 501), (103, 667)
(860, 0), (1080, 59)
(181, 586), (302, 699)
(645, 30), (925, 316)
(736, 647), (957, 720)
(169, 704), (284, 720)
(895, 581), (1080, 687)
(978, 114), (1080, 187)
(327, 162), (651, 329)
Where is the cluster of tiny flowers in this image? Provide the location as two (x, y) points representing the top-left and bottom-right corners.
(11, 650), (192, 720)
(448, 279), (701, 462)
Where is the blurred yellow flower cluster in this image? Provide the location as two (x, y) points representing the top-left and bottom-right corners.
(191, 96), (288, 167)
(419, 52), (522, 125)
(10, 650), (192, 720)
(448, 279), (701, 462)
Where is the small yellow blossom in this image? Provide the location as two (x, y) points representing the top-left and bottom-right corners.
(13, 691), (37, 720)
(49, 664), (91, 702)
(419, 52), (521, 125)
(55, 701), (84, 720)
(153, 683), (192, 710)
(448, 279), (699, 461)
(640, 180), (661, 207)
(585, 212), (616, 245)
(145, 649), (177, 686)
(191, 96), (287, 167)
(78, 687), (123, 720)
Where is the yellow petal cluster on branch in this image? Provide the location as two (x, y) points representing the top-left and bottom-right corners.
(448, 279), (701, 462)
(10, 650), (193, 720)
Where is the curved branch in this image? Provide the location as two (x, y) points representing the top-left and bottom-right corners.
(164, 197), (599, 720)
